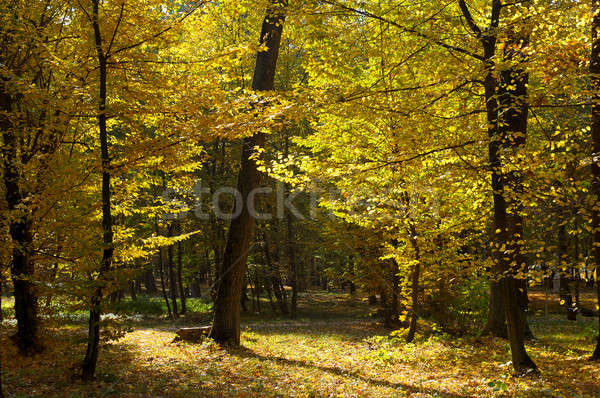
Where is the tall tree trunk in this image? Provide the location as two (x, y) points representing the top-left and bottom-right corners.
(558, 221), (576, 320)
(589, 0), (600, 361)
(158, 248), (172, 318)
(285, 186), (298, 319)
(494, 39), (537, 375)
(406, 224), (421, 343)
(166, 223), (179, 319)
(1, 87), (39, 355)
(155, 223), (172, 318)
(178, 239), (186, 315)
(0, 281), (4, 398)
(82, 1), (114, 379)
(458, 0), (537, 374)
(210, 0), (288, 346)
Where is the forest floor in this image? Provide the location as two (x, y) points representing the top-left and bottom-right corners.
(1, 290), (600, 397)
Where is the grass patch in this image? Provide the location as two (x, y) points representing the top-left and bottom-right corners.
(109, 296), (212, 316)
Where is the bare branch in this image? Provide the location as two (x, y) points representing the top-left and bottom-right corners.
(321, 0), (485, 61)
(458, 0), (482, 38)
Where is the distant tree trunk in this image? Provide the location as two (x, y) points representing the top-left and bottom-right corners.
(210, 0), (287, 346)
(143, 268), (158, 294)
(406, 223), (421, 343)
(285, 188), (298, 319)
(254, 269), (262, 313)
(264, 230), (288, 314)
(380, 287), (395, 328)
(391, 267), (400, 325)
(129, 281), (137, 301)
(190, 276), (202, 298)
(589, 0), (600, 360)
(177, 239), (186, 315)
(82, 1), (114, 380)
(558, 223), (576, 320)
(166, 224), (179, 319)
(574, 235), (581, 309)
(264, 275), (277, 312)
(155, 225), (172, 318)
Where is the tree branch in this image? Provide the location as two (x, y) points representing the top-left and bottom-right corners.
(321, 0), (484, 61)
(458, 0), (482, 38)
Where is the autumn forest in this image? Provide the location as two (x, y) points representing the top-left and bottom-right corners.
(1, 0), (600, 396)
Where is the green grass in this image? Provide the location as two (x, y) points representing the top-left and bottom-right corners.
(110, 295), (213, 316)
(1, 295), (14, 319)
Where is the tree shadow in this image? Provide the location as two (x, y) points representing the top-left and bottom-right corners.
(227, 345), (470, 398)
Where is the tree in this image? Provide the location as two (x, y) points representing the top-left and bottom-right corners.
(0, 0), (82, 354)
(210, 0), (289, 346)
(590, 0), (600, 361)
(81, 0), (115, 380)
(456, 0), (537, 375)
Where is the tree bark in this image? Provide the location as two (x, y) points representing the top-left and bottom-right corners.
(166, 223), (179, 319)
(143, 267), (158, 294)
(177, 239), (186, 315)
(285, 186), (298, 319)
(406, 224), (421, 343)
(209, 0), (288, 346)
(486, 281), (508, 338)
(1, 77), (40, 355)
(263, 229), (288, 314)
(458, 0), (537, 374)
(129, 280), (137, 301)
(155, 224), (172, 318)
(590, 0), (600, 361)
(82, 0), (114, 380)
(0, 282), (4, 398)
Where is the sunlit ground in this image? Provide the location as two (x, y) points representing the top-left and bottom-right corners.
(1, 292), (599, 397)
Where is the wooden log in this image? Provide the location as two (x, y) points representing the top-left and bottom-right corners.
(172, 326), (211, 343)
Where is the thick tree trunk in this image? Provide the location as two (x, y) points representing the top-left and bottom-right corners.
(590, 0), (600, 361)
(9, 218), (39, 354)
(487, 279), (534, 339)
(486, 281), (508, 338)
(0, 283), (4, 398)
(492, 46), (537, 375)
(476, 6), (536, 373)
(210, 0), (287, 346)
(82, 1), (114, 380)
(1, 81), (39, 355)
